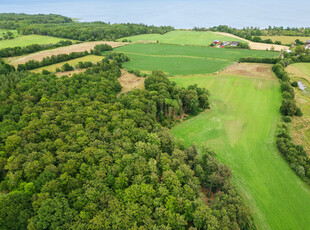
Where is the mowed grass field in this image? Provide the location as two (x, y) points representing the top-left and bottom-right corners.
(0, 29), (18, 38)
(114, 43), (279, 75)
(32, 55), (103, 73)
(170, 74), (310, 229)
(117, 30), (246, 46)
(260, 35), (310, 44)
(0, 35), (76, 49)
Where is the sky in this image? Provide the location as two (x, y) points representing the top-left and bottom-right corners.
(0, 0), (309, 29)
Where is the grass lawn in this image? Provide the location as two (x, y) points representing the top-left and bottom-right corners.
(170, 74), (310, 230)
(260, 36), (310, 44)
(0, 34), (77, 49)
(114, 43), (280, 75)
(291, 63), (310, 77)
(32, 55), (103, 73)
(0, 29), (18, 39)
(117, 30), (246, 46)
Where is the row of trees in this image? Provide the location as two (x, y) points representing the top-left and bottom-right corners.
(239, 57), (279, 64)
(17, 51), (90, 71)
(0, 40), (73, 58)
(0, 55), (254, 229)
(270, 55), (310, 183)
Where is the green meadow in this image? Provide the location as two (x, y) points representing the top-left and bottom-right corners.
(292, 62), (310, 77)
(0, 29), (18, 39)
(170, 74), (310, 230)
(115, 43), (279, 75)
(117, 30), (245, 46)
(0, 34), (76, 49)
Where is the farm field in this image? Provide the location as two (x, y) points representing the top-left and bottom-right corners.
(114, 43), (279, 75)
(0, 29), (18, 38)
(5, 41), (126, 67)
(117, 30), (245, 46)
(286, 63), (310, 154)
(170, 72), (310, 229)
(0, 34), (76, 49)
(32, 55), (103, 73)
(260, 36), (310, 44)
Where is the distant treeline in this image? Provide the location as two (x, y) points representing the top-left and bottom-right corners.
(0, 40), (74, 58)
(0, 13), (73, 29)
(194, 25), (310, 45)
(239, 57), (280, 64)
(20, 22), (174, 41)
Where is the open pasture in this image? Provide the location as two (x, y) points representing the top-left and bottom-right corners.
(114, 43), (280, 75)
(117, 30), (245, 46)
(170, 71), (310, 230)
(0, 34), (76, 49)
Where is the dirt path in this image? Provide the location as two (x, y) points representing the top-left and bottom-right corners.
(5, 41), (127, 67)
(118, 69), (145, 95)
(214, 32), (289, 51)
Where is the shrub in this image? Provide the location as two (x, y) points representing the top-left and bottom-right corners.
(291, 81), (298, 87)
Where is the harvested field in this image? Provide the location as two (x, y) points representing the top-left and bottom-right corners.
(219, 63), (276, 80)
(5, 41), (127, 67)
(214, 32), (289, 51)
(260, 36), (310, 44)
(118, 69), (145, 94)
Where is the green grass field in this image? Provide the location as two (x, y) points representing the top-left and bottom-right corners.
(32, 55), (103, 73)
(170, 74), (310, 230)
(292, 63), (310, 77)
(0, 35), (76, 49)
(117, 30), (246, 46)
(115, 43), (279, 75)
(260, 36), (310, 44)
(0, 29), (18, 39)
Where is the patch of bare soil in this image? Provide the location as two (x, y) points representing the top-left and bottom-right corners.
(219, 63), (276, 80)
(213, 32), (289, 51)
(118, 69), (145, 95)
(55, 69), (86, 77)
(200, 187), (221, 205)
(6, 41), (127, 67)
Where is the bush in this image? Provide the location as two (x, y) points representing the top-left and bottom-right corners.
(295, 108), (303, 116)
(291, 81), (298, 87)
(61, 63), (74, 72)
(283, 116), (291, 123)
(94, 44), (113, 52)
(41, 69), (50, 75)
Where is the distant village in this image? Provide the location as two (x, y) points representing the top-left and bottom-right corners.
(212, 40), (240, 48)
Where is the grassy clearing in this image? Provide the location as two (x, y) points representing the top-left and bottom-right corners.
(32, 55), (103, 73)
(0, 35), (76, 49)
(260, 36), (310, 44)
(117, 30), (245, 46)
(170, 74), (310, 229)
(286, 63), (310, 154)
(115, 43), (279, 75)
(0, 29), (18, 39)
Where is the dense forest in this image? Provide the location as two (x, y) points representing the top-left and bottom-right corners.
(0, 13), (73, 29)
(20, 22), (174, 41)
(0, 53), (254, 229)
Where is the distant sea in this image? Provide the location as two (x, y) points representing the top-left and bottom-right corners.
(1, 0), (309, 29)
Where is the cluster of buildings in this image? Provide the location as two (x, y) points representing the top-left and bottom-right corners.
(305, 40), (310, 49)
(212, 40), (240, 48)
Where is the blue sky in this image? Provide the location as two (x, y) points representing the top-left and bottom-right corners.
(0, 0), (309, 28)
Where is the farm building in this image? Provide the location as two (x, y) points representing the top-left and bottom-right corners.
(230, 41), (240, 46)
(213, 40), (220, 44)
(306, 40), (310, 44)
(222, 41), (230, 46)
